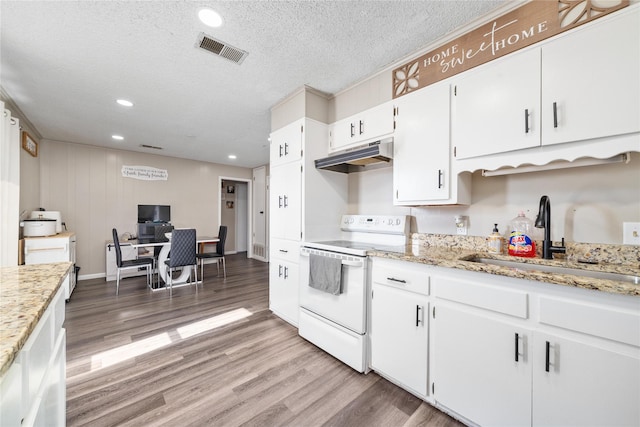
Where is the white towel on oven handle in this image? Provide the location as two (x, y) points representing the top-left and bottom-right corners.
(308, 253), (343, 295)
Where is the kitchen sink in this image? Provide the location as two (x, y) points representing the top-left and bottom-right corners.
(468, 257), (640, 284)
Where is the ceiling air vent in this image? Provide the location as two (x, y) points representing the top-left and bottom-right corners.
(196, 32), (248, 65)
(140, 144), (163, 150)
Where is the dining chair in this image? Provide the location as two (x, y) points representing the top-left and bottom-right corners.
(153, 224), (174, 265)
(164, 228), (197, 295)
(112, 228), (155, 295)
(196, 225), (227, 281)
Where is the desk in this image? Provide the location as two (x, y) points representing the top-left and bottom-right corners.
(133, 235), (218, 290)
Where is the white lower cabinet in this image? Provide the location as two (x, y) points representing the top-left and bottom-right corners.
(269, 238), (301, 327)
(370, 259), (429, 398)
(269, 260), (299, 326)
(428, 268), (640, 427)
(1, 285), (66, 427)
(532, 332), (639, 427)
(432, 303), (532, 426)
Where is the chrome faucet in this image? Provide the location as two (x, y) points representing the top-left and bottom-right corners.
(535, 195), (566, 259)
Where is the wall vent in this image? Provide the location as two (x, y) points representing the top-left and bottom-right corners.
(140, 144), (163, 150)
(196, 33), (248, 65)
(253, 243), (265, 257)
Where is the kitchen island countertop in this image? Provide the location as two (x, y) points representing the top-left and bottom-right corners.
(0, 262), (72, 376)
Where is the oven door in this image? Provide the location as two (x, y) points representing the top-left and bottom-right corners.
(299, 247), (368, 334)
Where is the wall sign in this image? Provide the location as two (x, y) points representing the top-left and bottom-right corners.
(121, 165), (168, 181)
(392, 0), (628, 98)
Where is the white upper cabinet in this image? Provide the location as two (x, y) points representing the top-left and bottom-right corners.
(452, 48), (541, 160)
(270, 121), (303, 167)
(394, 81), (471, 205)
(328, 101), (396, 153)
(394, 81), (453, 204)
(541, 7), (640, 146)
(452, 6), (639, 160)
(269, 160), (301, 242)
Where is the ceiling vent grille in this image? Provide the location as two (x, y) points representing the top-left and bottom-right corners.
(196, 33), (248, 65)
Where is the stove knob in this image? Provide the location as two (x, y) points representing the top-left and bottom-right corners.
(395, 218), (401, 225)
(387, 218), (393, 225)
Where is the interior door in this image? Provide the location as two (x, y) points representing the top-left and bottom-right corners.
(252, 166), (267, 261)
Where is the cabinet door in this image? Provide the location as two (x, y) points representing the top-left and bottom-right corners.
(270, 121), (303, 167)
(452, 48), (541, 159)
(532, 332), (640, 427)
(394, 82), (450, 204)
(541, 8), (640, 146)
(328, 116), (358, 153)
(268, 260), (299, 326)
(359, 101), (395, 143)
(432, 303), (531, 427)
(370, 283), (428, 397)
(329, 102), (395, 153)
(269, 162), (301, 241)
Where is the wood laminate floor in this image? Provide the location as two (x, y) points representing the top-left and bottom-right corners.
(65, 253), (464, 427)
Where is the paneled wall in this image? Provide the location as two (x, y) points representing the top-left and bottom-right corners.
(39, 140), (252, 277)
(348, 154), (640, 244)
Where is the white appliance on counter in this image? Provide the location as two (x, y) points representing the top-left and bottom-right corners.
(28, 211), (63, 233)
(299, 214), (409, 372)
(24, 232), (77, 301)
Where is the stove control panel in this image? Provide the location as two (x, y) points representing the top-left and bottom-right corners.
(341, 215), (409, 235)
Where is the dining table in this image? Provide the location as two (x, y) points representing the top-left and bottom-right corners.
(132, 234), (219, 290)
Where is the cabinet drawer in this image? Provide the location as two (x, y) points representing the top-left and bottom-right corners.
(539, 296), (640, 347)
(51, 286), (65, 334)
(433, 275), (528, 319)
(21, 310), (54, 410)
(371, 258), (430, 295)
(269, 238), (300, 263)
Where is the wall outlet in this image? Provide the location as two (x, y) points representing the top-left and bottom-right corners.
(623, 222), (640, 245)
(455, 215), (468, 236)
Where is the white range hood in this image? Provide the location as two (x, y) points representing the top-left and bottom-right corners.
(315, 138), (393, 173)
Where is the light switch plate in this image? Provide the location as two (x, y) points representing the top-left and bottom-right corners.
(623, 222), (640, 245)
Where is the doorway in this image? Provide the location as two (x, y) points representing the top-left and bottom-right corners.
(219, 177), (252, 258)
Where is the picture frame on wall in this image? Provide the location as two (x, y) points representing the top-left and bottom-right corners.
(227, 185), (235, 194)
(21, 131), (38, 157)
(226, 201), (234, 209)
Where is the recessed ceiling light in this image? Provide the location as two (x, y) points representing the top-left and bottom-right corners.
(198, 8), (223, 27)
(116, 99), (133, 107)
(112, 135), (124, 140)
(228, 154), (237, 159)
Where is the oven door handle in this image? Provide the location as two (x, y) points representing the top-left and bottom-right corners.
(300, 250), (364, 267)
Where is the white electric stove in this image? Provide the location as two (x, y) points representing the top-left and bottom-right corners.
(299, 215), (409, 372)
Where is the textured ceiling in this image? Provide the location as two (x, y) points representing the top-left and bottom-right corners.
(1, 0), (506, 168)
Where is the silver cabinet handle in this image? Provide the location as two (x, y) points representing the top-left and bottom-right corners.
(524, 109), (530, 133)
(386, 277), (406, 284)
(350, 122), (355, 137)
(553, 102), (558, 128)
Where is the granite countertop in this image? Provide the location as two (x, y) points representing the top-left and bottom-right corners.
(368, 234), (640, 297)
(0, 262), (72, 377)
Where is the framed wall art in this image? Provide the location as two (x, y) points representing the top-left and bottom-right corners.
(22, 131), (38, 157)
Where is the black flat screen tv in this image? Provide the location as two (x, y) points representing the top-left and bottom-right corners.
(137, 205), (171, 223)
